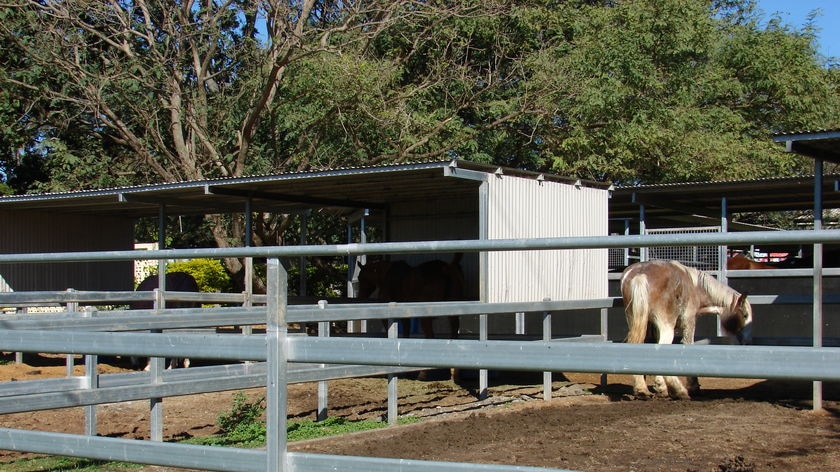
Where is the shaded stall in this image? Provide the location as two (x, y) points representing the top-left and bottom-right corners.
(0, 160), (609, 337)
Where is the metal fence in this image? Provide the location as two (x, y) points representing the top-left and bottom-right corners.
(1, 230), (840, 471)
(646, 226), (720, 269)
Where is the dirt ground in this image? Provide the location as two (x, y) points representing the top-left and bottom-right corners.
(1, 353), (839, 472)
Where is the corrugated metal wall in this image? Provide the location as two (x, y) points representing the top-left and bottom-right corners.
(0, 210), (134, 291)
(485, 175), (607, 303)
(388, 193), (481, 300)
(374, 173), (608, 338)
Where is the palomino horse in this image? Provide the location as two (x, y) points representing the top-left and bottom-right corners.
(727, 253), (777, 270)
(131, 272), (200, 369)
(357, 253), (465, 338)
(620, 260), (752, 399)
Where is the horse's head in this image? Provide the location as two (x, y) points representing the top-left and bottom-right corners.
(356, 260), (387, 299)
(722, 293), (752, 344)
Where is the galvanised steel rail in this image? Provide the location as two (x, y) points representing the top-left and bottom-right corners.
(0, 298), (621, 331)
(0, 362), (422, 414)
(2, 329), (839, 383)
(0, 229), (839, 263)
(0, 230), (838, 472)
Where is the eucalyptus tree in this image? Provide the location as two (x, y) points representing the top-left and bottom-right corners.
(524, 0), (840, 184)
(2, 0), (838, 288)
(0, 0), (528, 289)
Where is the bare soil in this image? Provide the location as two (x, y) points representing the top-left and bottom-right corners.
(1, 353), (839, 472)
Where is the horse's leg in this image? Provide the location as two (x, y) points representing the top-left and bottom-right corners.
(167, 357), (189, 369)
(632, 374), (651, 398)
(656, 323), (691, 400)
(448, 316), (460, 339)
(679, 315), (700, 396)
(402, 320), (413, 338)
(420, 318), (434, 339)
(653, 325), (691, 398)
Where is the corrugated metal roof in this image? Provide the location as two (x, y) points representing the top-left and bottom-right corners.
(611, 132), (840, 228)
(611, 173), (840, 227)
(773, 129), (840, 163)
(0, 159), (605, 219)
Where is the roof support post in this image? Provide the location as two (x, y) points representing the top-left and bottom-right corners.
(243, 198), (254, 340)
(478, 179), (489, 400)
(639, 203), (647, 262)
(718, 197), (728, 337)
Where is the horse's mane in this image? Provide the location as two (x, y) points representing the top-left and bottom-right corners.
(672, 261), (739, 306)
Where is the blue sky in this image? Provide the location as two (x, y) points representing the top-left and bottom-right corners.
(755, 0), (839, 59)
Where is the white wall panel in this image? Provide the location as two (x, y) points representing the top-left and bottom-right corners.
(485, 176), (607, 303)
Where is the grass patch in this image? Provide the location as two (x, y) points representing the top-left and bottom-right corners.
(288, 416), (420, 442)
(0, 456), (141, 472)
(1, 390), (423, 470)
(3, 415), (421, 471)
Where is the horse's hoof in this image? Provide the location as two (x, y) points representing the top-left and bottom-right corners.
(668, 388), (692, 400)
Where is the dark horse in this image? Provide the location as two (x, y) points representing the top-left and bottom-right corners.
(130, 272), (200, 369)
(357, 253), (465, 339)
(621, 260), (752, 399)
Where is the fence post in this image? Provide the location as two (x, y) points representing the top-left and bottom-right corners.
(265, 258), (289, 471)
(317, 302), (329, 422)
(542, 306), (552, 401)
(83, 306), (98, 436)
(387, 317), (399, 425)
(66, 288), (78, 377)
(149, 287), (165, 442)
(479, 313), (488, 400)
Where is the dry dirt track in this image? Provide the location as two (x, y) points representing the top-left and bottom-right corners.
(1, 354), (839, 472)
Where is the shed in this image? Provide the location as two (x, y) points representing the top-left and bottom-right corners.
(0, 161), (609, 319)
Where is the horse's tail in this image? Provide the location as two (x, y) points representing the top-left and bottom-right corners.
(623, 274), (650, 344)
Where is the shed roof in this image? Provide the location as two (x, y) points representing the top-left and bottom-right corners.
(773, 129), (840, 163)
(611, 130), (840, 228)
(0, 160), (601, 219)
(610, 173), (840, 226)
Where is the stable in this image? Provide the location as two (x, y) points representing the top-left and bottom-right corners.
(0, 160), (610, 334)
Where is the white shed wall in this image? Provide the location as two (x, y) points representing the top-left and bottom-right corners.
(485, 175), (607, 303)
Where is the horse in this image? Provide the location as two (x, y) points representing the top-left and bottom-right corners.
(357, 253), (464, 339)
(130, 272), (200, 370)
(726, 253), (777, 270)
(620, 260), (753, 400)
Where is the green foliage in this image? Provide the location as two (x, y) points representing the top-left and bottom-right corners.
(0, 456), (140, 472)
(1, 0), (839, 259)
(134, 215), (218, 250)
(166, 259), (234, 294)
(206, 391), (419, 448)
(213, 392), (266, 446)
(525, 0), (835, 184)
(286, 417), (420, 441)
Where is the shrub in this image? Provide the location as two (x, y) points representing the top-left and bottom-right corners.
(167, 259), (234, 293)
(215, 392), (266, 446)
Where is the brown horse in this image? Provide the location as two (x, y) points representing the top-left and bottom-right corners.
(131, 272), (200, 370)
(357, 254), (464, 339)
(727, 253), (777, 270)
(620, 260), (752, 399)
